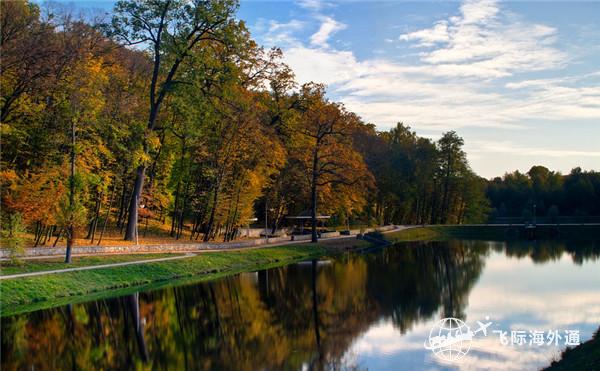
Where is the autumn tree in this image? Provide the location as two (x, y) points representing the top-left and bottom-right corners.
(295, 84), (372, 242)
(0, 0), (56, 123)
(108, 0), (239, 241)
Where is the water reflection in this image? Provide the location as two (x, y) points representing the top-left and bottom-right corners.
(2, 240), (599, 370)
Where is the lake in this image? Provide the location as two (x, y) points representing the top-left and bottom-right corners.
(2, 239), (599, 370)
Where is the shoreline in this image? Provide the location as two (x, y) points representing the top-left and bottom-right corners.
(2, 225), (598, 317)
(0, 245), (332, 317)
(385, 224), (600, 242)
(1, 238), (374, 317)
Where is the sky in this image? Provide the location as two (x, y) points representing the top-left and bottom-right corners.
(45, 0), (600, 178)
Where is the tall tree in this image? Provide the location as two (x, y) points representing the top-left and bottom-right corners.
(0, 0), (56, 123)
(108, 0), (238, 241)
(437, 131), (467, 224)
(295, 84), (371, 242)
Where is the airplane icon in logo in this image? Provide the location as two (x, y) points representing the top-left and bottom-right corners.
(474, 320), (492, 336)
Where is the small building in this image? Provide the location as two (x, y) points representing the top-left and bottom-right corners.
(286, 210), (331, 234)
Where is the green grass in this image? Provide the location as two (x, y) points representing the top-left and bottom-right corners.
(0, 244), (328, 317)
(0, 253), (182, 275)
(385, 227), (442, 242)
(384, 226), (490, 242)
(385, 225), (600, 242)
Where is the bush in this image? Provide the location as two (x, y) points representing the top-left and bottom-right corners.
(1, 213), (26, 264)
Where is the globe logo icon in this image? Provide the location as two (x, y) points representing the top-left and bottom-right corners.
(424, 317), (472, 361)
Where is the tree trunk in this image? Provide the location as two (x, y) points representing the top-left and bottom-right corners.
(120, 188), (133, 234)
(441, 154), (452, 224)
(311, 259), (323, 365)
(98, 182), (116, 245)
(203, 184), (220, 242)
(224, 181), (242, 242)
(124, 94), (162, 241)
(65, 119), (76, 263)
(176, 179), (190, 240)
(89, 191), (103, 242)
(53, 228), (63, 247)
(42, 225), (51, 245)
(33, 222), (41, 247)
(192, 207), (208, 241)
(430, 178), (438, 224)
(117, 180), (128, 228)
(147, 130), (166, 188)
(311, 147), (319, 243)
(170, 179), (181, 237)
(127, 293), (149, 362)
(124, 164), (146, 241)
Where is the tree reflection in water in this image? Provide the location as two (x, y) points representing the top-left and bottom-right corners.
(1, 240), (598, 370)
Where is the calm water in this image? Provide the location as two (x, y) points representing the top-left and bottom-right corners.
(2, 240), (599, 370)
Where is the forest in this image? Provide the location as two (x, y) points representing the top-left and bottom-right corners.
(487, 166), (600, 221)
(1, 0), (598, 251)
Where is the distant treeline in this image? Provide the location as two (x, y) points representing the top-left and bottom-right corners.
(486, 166), (600, 220)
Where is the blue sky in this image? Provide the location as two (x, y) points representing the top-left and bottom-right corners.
(45, 0), (600, 178)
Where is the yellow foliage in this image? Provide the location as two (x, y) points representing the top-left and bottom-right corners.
(2, 168), (67, 226)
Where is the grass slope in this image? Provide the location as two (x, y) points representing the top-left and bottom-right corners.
(385, 225), (600, 242)
(0, 253), (181, 276)
(0, 245), (327, 317)
(385, 226), (506, 242)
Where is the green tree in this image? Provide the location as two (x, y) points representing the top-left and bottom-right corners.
(108, 0), (239, 241)
(294, 84), (372, 242)
(1, 213), (25, 264)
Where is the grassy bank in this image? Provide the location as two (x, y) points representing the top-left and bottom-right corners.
(0, 253), (182, 276)
(386, 225), (600, 242)
(0, 244), (329, 317)
(385, 226), (506, 242)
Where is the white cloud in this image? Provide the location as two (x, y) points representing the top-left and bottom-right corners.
(297, 0), (334, 11)
(467, 140), (600, 158)
(399, 0), (565, 78)
(399, 21), (449, 47)
(283, 47), (361, 86)
(310, 16), (346, 48)
(348, 321), (428, 355)
(281, 42), (600, 130)
(255, 19), (304, 48)
(459, 0), (499, 24)
(252, 0), (600, 161)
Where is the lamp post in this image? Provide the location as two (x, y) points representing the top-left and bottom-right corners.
(265, 199), (268, 242)
(265, 200), (275, 242)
